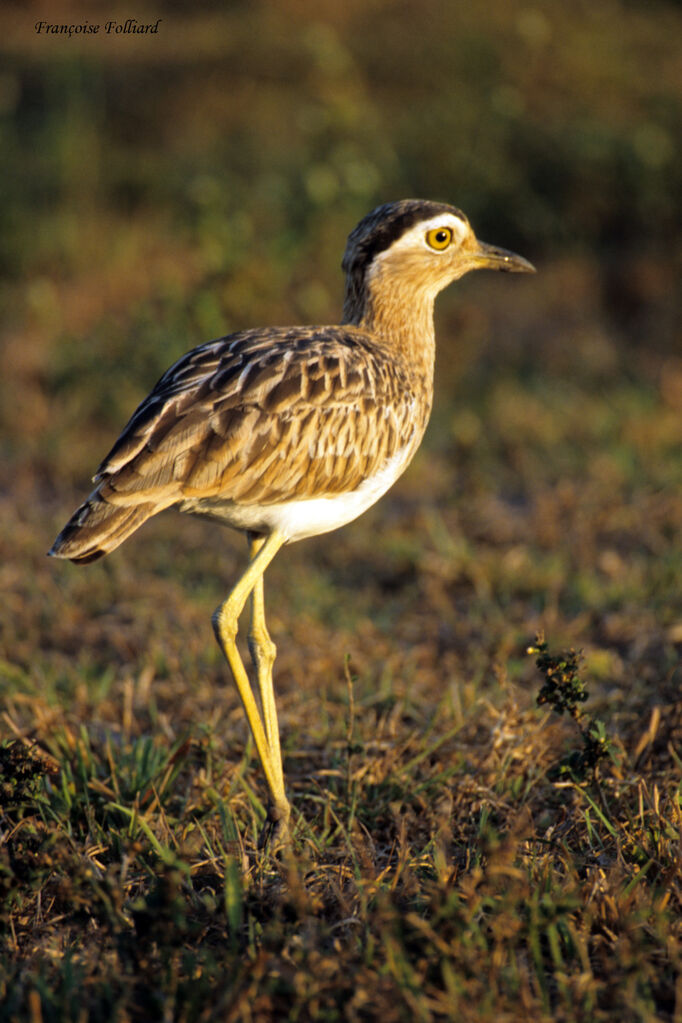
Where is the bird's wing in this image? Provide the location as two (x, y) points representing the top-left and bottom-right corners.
(94, 326), (423, 509)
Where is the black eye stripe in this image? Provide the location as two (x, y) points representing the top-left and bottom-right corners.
(341, 201), (467, 274)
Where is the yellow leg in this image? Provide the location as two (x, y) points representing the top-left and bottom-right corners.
(211, 530), (290, 840)
(247, 535), (284, 798)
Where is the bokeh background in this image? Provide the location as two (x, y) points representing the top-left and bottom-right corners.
(1, 1), (682, 1015)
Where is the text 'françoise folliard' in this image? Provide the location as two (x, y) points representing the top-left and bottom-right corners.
(34, 19), (162, 37)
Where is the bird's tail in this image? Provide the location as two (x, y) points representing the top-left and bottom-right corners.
(49, 491), (158, 564)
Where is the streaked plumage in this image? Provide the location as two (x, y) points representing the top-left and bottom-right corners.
(53, 325), (427, 558)
(50, 199), (534, 846)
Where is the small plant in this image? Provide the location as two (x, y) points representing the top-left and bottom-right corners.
(528, 633), (614, 779)
(0, 741), (57, 811)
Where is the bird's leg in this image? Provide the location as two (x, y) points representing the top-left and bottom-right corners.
(211, 530), (290, 841)
(247, 534), (285, 796)
(246, 535), (291, 846)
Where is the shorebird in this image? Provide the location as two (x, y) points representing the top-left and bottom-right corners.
(50, 199), (534, 845)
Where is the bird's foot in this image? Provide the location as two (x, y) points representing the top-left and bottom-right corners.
(258, 798), (292, 854)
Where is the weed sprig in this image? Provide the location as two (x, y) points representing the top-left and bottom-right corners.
(528, 633), (615, 779)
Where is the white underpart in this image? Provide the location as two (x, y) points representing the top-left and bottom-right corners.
(179, 442), (416, 543)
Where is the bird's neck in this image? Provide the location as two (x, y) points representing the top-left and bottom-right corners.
(342, 276), (437, 380)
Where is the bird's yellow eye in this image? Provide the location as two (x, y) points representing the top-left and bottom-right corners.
(426, 227), (453, 251)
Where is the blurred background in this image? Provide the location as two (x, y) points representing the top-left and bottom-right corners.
(1, 0), (681, 734)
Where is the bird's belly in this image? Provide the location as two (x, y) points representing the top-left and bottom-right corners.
(179, 443), (415, 542)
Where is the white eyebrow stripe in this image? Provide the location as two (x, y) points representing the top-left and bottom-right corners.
(374, 213), (469, 261)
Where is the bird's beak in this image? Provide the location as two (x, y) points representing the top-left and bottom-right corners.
(473, 241), (536, 274)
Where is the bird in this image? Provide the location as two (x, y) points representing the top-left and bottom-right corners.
(49, 199), (535, 847)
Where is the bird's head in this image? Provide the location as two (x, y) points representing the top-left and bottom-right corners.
(341, 199), (534, 325)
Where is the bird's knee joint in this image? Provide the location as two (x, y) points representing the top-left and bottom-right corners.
(212, 602), (239, 645)
(248, 629), (277, 665)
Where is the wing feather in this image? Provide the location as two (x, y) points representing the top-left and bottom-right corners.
(93, 325), (424, 513)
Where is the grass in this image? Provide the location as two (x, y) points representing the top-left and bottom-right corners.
(1, 660), (681, 1020)
(1, 1), (682, 1019)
